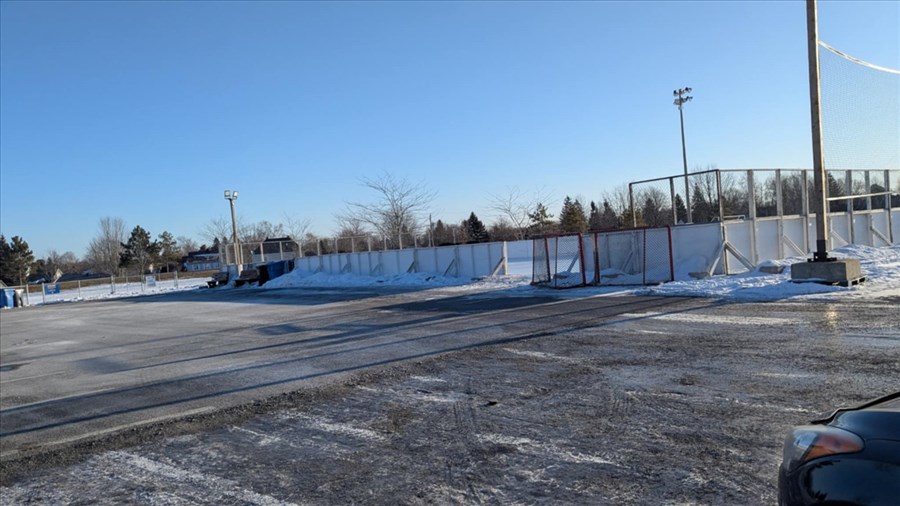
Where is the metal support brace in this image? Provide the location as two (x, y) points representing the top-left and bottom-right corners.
(782, 235), (806, 256)
(724, 242), (756, 272)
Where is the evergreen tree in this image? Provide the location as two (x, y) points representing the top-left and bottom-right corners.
(0, 236), (35, 285)
(690, 183), (716, 223)
(588, 201), (602, 231)
(599, 200), (621, 229)
(120, 226), (160, 274)
(674, 194), (688, 224)
(157, 231), (180, 272)
(432, 219), (457, 246)
(558, 196), (587, 234)
(0, 234), (10, 285)
(464, 212), (489, 243)
(528, 203), (555, 235)
(642, 196), (665, 227)
(826, 172), (847, 213)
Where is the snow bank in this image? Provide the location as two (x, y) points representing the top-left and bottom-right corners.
(264, 244), (899, 303)
(646, 244), (900, 301)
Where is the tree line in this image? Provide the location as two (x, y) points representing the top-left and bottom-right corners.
(0, 220), (206, 286)
(7, 170), (892, 281)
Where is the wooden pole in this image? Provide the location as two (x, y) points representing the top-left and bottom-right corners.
(807, 0), (831, 261)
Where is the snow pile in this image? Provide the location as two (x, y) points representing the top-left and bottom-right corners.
(263, 269), (474, 289)
(646, 244), (900, 301)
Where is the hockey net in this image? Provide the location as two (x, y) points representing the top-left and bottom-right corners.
(533, 227), (674, 288)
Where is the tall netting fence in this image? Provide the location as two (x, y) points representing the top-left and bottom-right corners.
(222, 240), (301, 266)
(630, 167), (898, 224)
(819, 41), (899, 174)
(629, 170), (724, 226)
(819, 40), (899, 212)
(632, 178), (676, 227)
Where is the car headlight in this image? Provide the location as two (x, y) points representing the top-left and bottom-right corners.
(782, 425), (865, 472)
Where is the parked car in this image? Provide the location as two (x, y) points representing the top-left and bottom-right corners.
(778, 391), (900, 505)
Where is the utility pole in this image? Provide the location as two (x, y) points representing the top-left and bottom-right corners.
(674, 87), (693, 224)
(224, 190), (242, 275)
(805, 0), (829, 262)
(791, 0), (862, 285)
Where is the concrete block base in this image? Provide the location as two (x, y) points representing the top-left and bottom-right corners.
(791, 258), (864, 286)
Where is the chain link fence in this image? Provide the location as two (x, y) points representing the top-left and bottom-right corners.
(629, 169), (899, 226)
(1, 270), (217, 307)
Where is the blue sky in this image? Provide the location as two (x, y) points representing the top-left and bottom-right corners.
(1, 1), (898, 257)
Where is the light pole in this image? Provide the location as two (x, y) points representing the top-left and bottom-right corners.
(224, 190), (242, 275)
(674, 87), (693, 224)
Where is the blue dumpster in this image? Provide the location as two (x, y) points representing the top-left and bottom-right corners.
(1, 288), (14, 309)
(266, 261), (286, 280)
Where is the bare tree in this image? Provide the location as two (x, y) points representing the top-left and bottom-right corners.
(43, 250), (80, 279)
(281, 212), (312, 241)
(201, 216), (232, 245)
(240, 220), (284, 243)
(601, 184), (632, 219)
(176, 236), (199, 255)
(345, 172), (436, 249)
(86, 217), (126, 276)
(487, 186), (552, 240)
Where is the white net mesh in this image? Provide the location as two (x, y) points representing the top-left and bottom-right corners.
(819, 41), (899, 172)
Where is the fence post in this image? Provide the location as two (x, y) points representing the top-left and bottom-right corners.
(25, 285), (30, 305)
(174, 269), (179, 288)
(846, 170), (855, 243)
(628, 183), (636, 228)
(642, 229), (647, 286)
(776, 169), (785, 259)
(578, 234), (586, 286)
(886, 170), (895, 245)
(78, 280), (82, 298)
(716, 170), (725, 222)
(747, 170), (757, 220)
(41, 283), (47, 304)
(668, 226), (675, 282)
(669, 177), (678, 224)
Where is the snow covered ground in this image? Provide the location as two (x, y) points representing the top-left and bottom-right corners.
(7, 245), (897, 308)
(10, 277), (212, 306)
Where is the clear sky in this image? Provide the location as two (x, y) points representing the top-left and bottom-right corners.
(1, 1), (898, 257)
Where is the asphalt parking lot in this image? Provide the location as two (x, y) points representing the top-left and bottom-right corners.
(1, 285), (898, 504)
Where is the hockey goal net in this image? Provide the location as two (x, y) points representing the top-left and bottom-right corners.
(533, 227), (674, 288)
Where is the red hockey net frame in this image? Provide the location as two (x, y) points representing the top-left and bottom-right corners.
(533, 227), (674, 288)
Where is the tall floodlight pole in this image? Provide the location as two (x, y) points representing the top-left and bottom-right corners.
(674, 87), (693, 224)
(806, 0), (830, 261)
(224, 190), (243, 275)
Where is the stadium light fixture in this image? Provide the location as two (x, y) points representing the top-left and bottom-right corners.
(673, 87), (694, 224)
(224, 190), (243, 274)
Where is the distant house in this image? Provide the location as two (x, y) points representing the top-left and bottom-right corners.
(182, 252), (221, 272)
(249, 236), (298, 263)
